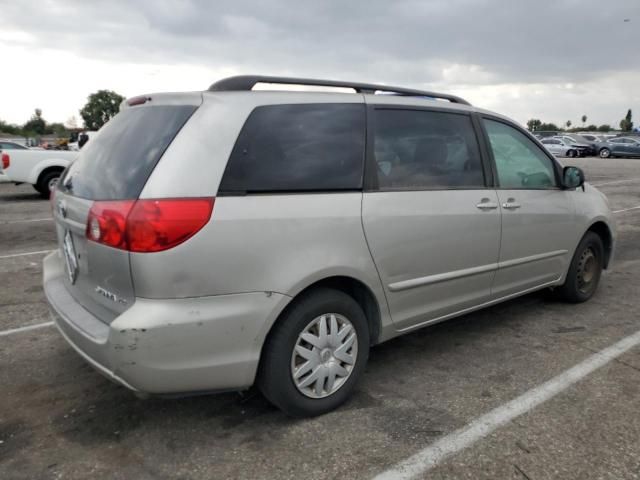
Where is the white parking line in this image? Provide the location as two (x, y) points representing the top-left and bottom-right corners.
(592, 179), (640, 187)
(0, 249), (54, 259)
(1, 217), (52, 224)
(0, 321), (54, 337)
(613, 205), (640, 214)
(373, 328), (640, 480)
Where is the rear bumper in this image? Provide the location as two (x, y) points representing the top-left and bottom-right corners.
(43, 252), (290, 395)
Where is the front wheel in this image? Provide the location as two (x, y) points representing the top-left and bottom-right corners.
(567, 149), (577, 158)
(555, 232), (604, 303)
(599, 148), (611, 159)
(258, 288), (370, 417)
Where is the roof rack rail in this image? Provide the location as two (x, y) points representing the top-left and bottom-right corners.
(207, 75), (471, 105)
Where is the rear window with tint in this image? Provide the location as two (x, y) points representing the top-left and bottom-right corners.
(59, 105), (196, 200)
(218, 104), (365, 193)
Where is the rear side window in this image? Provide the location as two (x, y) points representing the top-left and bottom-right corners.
(0, 142), (27, 150)
(372, 109), (485, 190)
(60, 105), (197, 200)
(219, 104), (365, 193)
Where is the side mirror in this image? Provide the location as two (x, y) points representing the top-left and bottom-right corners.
(563, 166), (585, 190)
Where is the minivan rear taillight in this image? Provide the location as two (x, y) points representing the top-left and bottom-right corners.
(86, 198), (214, 252)
(1, 153), (9, 170)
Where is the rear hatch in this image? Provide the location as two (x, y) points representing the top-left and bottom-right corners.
(52, 94), (201, 324)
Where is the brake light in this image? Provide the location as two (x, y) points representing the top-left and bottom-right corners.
(127, 96), (150, 106)
(1, 153), (9, 170)
(86, 198), (214, 252)
(87, 201), (135, 249)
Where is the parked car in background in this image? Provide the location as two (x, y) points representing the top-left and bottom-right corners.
(531, 130), (561, 139)
(1, 141), (29, 182)
(1, 149), (78, 197)
(541, 137), (580, 157)
(598, 137), (640, 158)
(0, 141), (29, 151)
(558, 134), (595, 156)
(578, 133), (605, 143)
(43, 75), (616, 417)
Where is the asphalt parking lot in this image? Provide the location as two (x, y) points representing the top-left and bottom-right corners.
(1, 156), (639, 480)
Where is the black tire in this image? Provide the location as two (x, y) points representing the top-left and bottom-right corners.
(258, 288), (370, 417)
(599, 148), (611, 159)
(35, 170), (62, 198)
(567, 149), (576, 158)
(555, 232), (604, 303)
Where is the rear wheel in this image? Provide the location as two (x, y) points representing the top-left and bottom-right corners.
(567, 149), (577, 158)
(258, 288), (369, 417)
(35, 170), (62, 198)
(555, 232), (604, 303)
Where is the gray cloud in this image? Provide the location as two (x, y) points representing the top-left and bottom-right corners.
(1, 0), (638, 126)
(2, 0), (638, 88)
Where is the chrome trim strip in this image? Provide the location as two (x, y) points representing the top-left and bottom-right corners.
(498, 249), (568, 269)
(397, 277), (562, 333)
(388, 263), (498, 292)
(387, 250), (568, 293)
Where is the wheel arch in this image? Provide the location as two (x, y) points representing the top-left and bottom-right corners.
(586, 221), (613, 269)
(267, 275), (383, 349)
(35, 165), (65, 187)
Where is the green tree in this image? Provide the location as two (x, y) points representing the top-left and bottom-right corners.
(597, 124), (611, 132)
(0, 119), (23, 135)
(80, 90), (125, 130)
(581, 115), (587, 126)
(619, 109), (633, 132)
(23, 108), (46, 135)
(565, 120), (572, 129)
(585, 124), (598, 131)
(526, 118), (542, 131)
(538, 122), (560, 131)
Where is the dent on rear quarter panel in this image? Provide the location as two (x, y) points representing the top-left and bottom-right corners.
(128, 192), (393, 336)
(108, 292), (292, 392)
(130, 193), (372, 295)
(133, 91), (394, 339)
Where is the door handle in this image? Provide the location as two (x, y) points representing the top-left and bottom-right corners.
(476, 198), (498, 210)
(502, 198), (521, 210)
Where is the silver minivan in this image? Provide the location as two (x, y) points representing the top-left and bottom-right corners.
(44, 76), (616, 417)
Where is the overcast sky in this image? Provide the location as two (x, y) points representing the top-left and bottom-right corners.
(0, 0), (638, 128)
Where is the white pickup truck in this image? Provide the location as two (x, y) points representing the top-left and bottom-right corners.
(0, 149), (78, 197)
